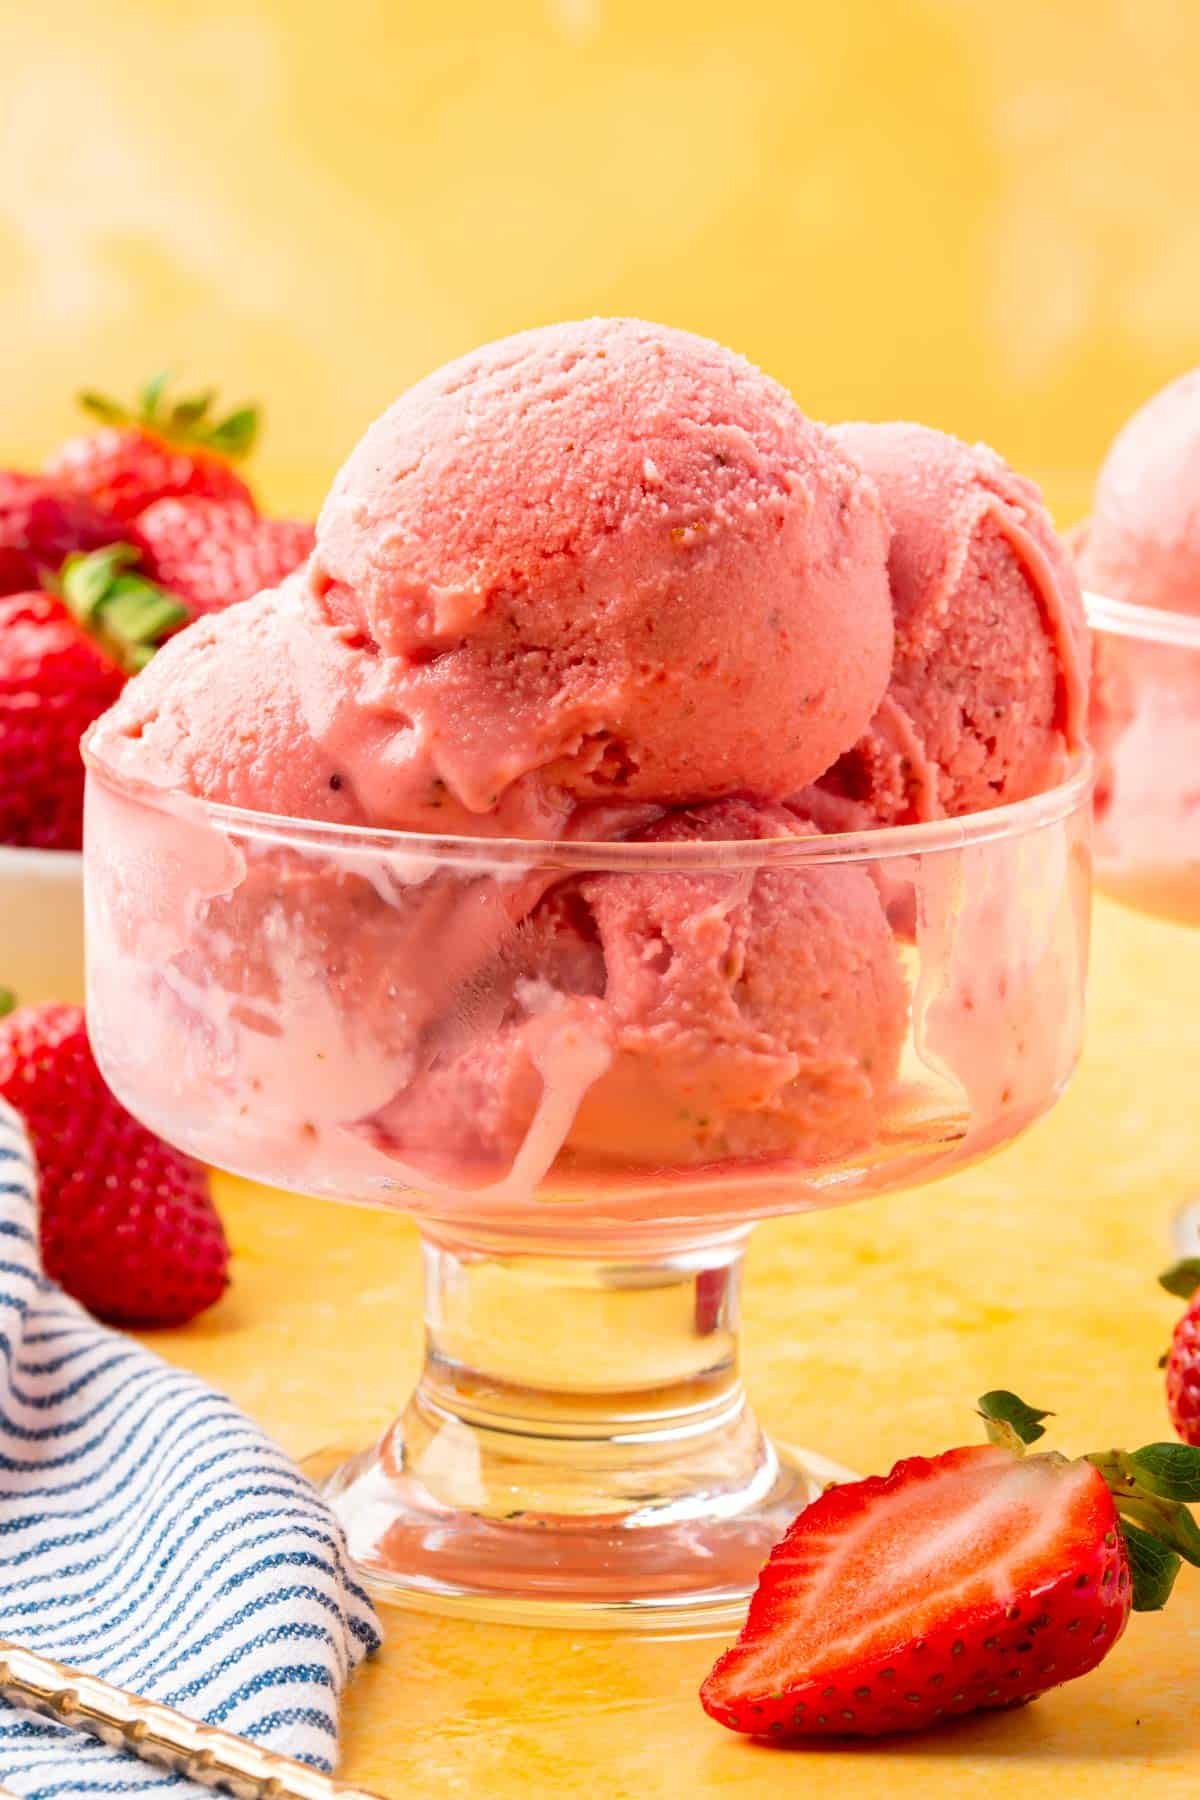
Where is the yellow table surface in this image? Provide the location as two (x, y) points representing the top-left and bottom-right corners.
(135, 894), (1200, 1795)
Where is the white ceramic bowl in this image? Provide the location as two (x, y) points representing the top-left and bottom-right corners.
(0, 845), (85, 1005)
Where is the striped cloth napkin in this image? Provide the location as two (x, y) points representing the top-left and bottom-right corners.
(0, 1099), (381, 1797)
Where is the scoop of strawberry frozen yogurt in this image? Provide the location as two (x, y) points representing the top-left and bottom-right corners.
(1071, 371), (1200, 923)
(87, 573), (664, 841)
(363, 800), (907, 1182)
(300, 317), (894, 825)
(86, 581), (368, 824)
(570, 799), (907, 1165)
(1077, 367), (1200, 616)
(803, 423), (1087, 828)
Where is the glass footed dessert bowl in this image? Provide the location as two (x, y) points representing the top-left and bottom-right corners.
(1086, 591), (1200, 1256)
(1086, 590), (1200, 928)
(82, 748), (1092, 1633)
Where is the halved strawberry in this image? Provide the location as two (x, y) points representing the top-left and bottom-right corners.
(701, 1392), (1200, 1738)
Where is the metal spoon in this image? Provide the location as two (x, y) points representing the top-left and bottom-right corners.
(0, 1638), (389, 1799)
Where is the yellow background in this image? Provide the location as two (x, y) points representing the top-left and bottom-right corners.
(3, 0), (1199, 525)
(6, 2), (1200, 1792)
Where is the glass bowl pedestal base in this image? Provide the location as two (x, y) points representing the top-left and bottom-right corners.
(311, 1229), (844, 1633)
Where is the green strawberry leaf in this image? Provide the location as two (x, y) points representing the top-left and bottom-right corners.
(1089, 1448), (1200, 1565)
(979, 1416), (1028, 1456)
(1112, 1490), (1200, 1567)
(1128, 1443), (1200, 1503)
(79, 375), (257, 460)
(0, 988), (16, 1020)
(1159, 1260), (1200, 1301)
(58, 545), (187, 673)
(138, 369), (172, 423)
(977, 1390), (1051, 1447)
(117, 581), (185, 639)
(1122, 1520), (1182, 1613)
(205, 405), (259, 458)
(168, 389), (216, 434)
(59, 545), (142, 625)
(78, 389), (132, 428)
(102, 584), (188, 650)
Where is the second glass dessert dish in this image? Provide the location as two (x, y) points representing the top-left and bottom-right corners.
(1086, 592), (1200, 926)
(82, 752), (1091, 1631)
(1086, 592), (1200, 1254)
(1074, 364), (1200, 1250)
(1075, 364), (1200, 922)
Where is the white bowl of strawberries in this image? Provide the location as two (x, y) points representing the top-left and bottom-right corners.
(0, 845), (86, 1004)
(0, 374), (314, 1004)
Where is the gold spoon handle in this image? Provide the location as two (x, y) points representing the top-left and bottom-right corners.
(0, 1639), (388, 1799)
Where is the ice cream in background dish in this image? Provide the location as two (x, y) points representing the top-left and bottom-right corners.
(1076, 367), (1200, 616)
(803, 423), (1088, 830)
(1074, 368), (1200, 925)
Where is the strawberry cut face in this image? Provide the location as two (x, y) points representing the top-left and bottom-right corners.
(701, 1444), (1130, 1738)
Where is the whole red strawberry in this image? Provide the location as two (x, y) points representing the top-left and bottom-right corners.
(701, 1391), (1200, 1739)
(0, 999), (228, 1326)
(0, 471), (125, 596)
(1161, 1260), (1200, 1446)
(46, 373), (258, 524)
(133, 497), (315, 618)
(0, 547), (186, 849)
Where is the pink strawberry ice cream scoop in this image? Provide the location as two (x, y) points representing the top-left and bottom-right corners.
(301, 318), (893, 824)
(1072, 370), (1200, 924)
(364, 800), (907, 1181)
(85, 582), (369, 825)
(570, 799), (907, 1165)
(86, 575), (643, 841)
(1077, 367), (1200, 614)
(354, 883), (614, 1187)
(803, 423), (1088, 828)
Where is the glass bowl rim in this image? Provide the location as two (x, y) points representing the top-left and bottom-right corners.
(1085, 588), (1200, 650)
(82, 737), (1093, 873)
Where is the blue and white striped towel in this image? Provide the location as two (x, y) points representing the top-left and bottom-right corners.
(0, 1099), (382, 1798)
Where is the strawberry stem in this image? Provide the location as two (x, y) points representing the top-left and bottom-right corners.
(1160, 1259), (1200, 1300)
(78, 375), (260, 462)
(977, 1390), (1052, 1449)
(1120, 1521), (1182, 1611)
(56, 545), (188, 675)
(978, 1394), (1200, 1615)
(139, 369), (172, 418)
(1088, 1450), (1200, 1607)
